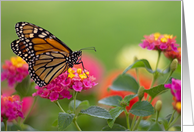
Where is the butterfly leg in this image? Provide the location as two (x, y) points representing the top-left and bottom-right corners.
(75, 60), (88, 78)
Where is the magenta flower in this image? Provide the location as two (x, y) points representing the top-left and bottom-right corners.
(1, 56), (29, 88)
(33, 68), (98, 102)
(164, 78), (181, 101)
(139, 33), (179, 52)
(1, 95), (24, 122)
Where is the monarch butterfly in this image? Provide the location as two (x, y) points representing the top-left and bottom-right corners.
(11, 22), (96, 87)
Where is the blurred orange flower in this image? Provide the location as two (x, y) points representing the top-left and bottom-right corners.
(98, 69), (159, 117)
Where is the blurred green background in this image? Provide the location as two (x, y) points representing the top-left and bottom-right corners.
(1, 1), (181, 131)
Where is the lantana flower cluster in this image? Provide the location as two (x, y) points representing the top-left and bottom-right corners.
(164, 47), (181, 64)
(1, 56), (29, 87)
(1, 95), (24, 122)
(33, 68), (98, 102)
(165, 78), (181, 113)
(139, 33), (179, 51)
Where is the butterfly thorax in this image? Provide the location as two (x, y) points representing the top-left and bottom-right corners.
(67, 51), (82, 68)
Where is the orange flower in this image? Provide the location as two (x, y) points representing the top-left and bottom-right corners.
(172, 96), (181, 113)
(164, 47), (181, 64)
(98, 70), (159, 117)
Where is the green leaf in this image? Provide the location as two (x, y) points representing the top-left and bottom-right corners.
(148, 122), (165, 131)
(107, 107), (125, 128)
(123, 59), (154, 74)
(80, 106), (112, 119)
(123, 94), (137, 104)
(138, 120), (151, 131)
(110, 74), (139, 93)
(75, 100), (90, 115)
(102, 124), (127, 131)
(144, 84), (169, 99)
(58, 112), (74, 130)
(129, 101), (154, 117)
(52, 119), (58, 127)
(98, 96), (122, 107)
(68, 100), (82, 111)
(15, 75), (32, 98)
(23, 124), (37, 131)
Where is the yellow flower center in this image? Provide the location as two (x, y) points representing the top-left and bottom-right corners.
(154, 32), (161, 40)
(68, 73), (75, 79)
(175, 102), (181, 111)
(68, 68), (75, 74)
(11, 56), (26, 68)
(160, 37), (167, 43)
(77, 68), (82, 74)
(79, 73), (87, 80)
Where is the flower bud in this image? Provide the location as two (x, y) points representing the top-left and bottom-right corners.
(155, 100), (162, 112)
(120, 100), (127, 107)
(134, 56), (138, 62)
(137, 86), (144, 101)
(170, 58), (178, 71)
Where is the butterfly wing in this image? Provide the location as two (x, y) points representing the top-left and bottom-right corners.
(11, 39), (32, 63)
(11, 22), (72, 87)
(29, 51), (69, 87)
(14, 22), (72, 57)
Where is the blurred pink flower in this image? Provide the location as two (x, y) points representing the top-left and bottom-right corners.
(1, 95), (24, 122)
(1, 88), (36, 117)
(165, 78), (181, 102)
(164, 47), (181, 64)
(33, 68), (98, 102)
(1, 56), (29, 87)
(139, 33), (179, 52)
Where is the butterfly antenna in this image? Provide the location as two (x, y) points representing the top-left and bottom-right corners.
(79, 47), (96, 52)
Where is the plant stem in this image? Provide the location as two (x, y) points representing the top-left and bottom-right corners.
(168, 114), (181, 130)
(23, 97), (37, 123)
(73, 120), (82, 131)
(147, 51), (161, 101)
(55, 101), (66, 113)
(168, 110), (176, 126)
(73, 91), (78, 112)
(72, 92), (82, 131)
(125, 111), (130, 130)
(164, 70), (173, 84)
(131, 115), (137, 130)
(132, 116), (142, 131)
(3, 120), (7, 131)
(156, 111), (159, 123)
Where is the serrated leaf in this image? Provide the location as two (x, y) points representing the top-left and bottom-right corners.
(102, 124), (127, 131)
(144, 84), (169, 99)
(123, 59), (154, 74)
(58, 112), (74, 130)
(129, 101), (154, 117)
(107, 107), (125, 128)
(68, 100), (82, 110)
(110, 74), (139, 93)
(148, 122), (165, 131)
(98, 96), (122, 107)
(80, 106), (112, 119)
(123, 94), (137, 104)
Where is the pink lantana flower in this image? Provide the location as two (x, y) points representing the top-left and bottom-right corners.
(165, 78), (181, 113)
(164, 78), (181, 101)
(1, 95), (24, 122)
(1, 56), (29, 87)
(139, 33), (179, 52)
(33, 68), (98, 102)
